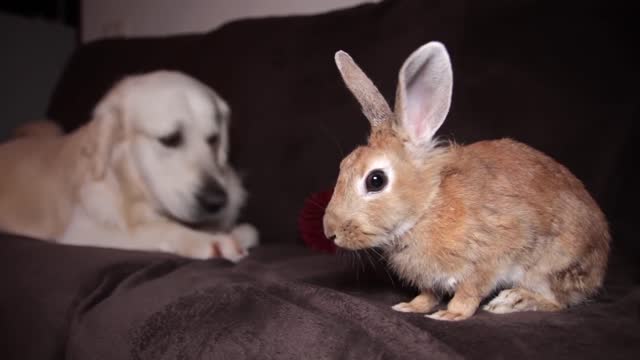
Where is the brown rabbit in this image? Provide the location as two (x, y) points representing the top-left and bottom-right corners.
(323, 42), (610, 321)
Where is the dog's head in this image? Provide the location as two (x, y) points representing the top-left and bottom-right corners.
(89, 70), (245, 228)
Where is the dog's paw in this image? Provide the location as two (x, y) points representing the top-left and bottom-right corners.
(231, 223), (259, 250)
(211, 235), (249, 263)
(175, 240), (220, 260)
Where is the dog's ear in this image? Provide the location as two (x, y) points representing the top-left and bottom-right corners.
(86, 82), (127, 180)
(213, 94), (231, 165)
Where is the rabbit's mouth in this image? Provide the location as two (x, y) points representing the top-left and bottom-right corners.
(337, 218), (417, 250)
(334, 229), (388, 250)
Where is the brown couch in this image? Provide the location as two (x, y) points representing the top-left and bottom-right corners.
(2, 0), (638, 358)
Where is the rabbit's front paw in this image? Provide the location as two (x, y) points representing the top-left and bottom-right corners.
(392, 302), (422, 313)
(426, 310), (471, 321)
(392, 292), (439, 313)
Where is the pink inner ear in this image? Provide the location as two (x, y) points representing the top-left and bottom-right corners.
(411, 108), (428, 140)
(399, 45), (452, 145)
(406, 86), (430, 142)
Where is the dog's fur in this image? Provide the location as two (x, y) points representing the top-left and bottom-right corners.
(0, 70), (257, 261)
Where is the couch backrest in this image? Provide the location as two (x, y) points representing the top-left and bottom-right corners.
(48, 0), (637, 245)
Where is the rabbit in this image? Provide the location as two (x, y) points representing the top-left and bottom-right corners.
(322, 41), (611, 321)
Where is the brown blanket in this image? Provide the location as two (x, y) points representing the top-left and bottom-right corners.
(1, 234), (638, 359)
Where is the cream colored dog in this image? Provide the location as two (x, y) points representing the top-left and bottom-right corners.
(0, 71), (257, 261)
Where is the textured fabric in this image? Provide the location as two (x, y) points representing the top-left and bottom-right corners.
(1, 0), (638, 359)
(1, 234), (639, 359)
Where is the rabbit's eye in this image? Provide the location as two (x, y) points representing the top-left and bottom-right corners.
(365, 169), (387, 193)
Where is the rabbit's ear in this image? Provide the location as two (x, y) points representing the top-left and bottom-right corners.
(335, 50), (392, 127)
(395, 42), (453, 146)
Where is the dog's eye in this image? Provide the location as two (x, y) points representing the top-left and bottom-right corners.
(365, 169), (387, 193)
(207, 134), (220, 147)
(159, 130), (182, 148)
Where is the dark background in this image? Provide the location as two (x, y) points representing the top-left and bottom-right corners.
(0, 0), (79, 27)
(0, 0), (78, 141)
(46, 0), (640, 259)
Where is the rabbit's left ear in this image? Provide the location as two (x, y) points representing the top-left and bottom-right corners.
(335, 50), (393, 128)
(395, 42), (453, 146)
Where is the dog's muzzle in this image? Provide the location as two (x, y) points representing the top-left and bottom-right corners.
(197, 177), (228, 214)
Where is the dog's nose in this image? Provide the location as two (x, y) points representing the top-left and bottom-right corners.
(197, 180), (228, 213)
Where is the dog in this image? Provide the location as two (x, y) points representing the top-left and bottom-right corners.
(0, 70), (257, 261)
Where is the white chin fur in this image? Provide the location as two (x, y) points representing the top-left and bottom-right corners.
(391, 219), (417, 240)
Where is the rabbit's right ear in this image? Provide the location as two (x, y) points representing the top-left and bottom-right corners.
(335, 51), (392, 127)
(395, 42), (453, 146)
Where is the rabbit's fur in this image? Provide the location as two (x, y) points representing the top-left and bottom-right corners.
(323, 42), (610, 321)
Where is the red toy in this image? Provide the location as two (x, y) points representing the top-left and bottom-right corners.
(298, 189), (336, 253)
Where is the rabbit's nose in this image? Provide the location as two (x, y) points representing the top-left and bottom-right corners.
(323, 213), (337, 242)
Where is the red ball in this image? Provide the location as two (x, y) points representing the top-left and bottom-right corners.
(298, 189), (336, 254)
